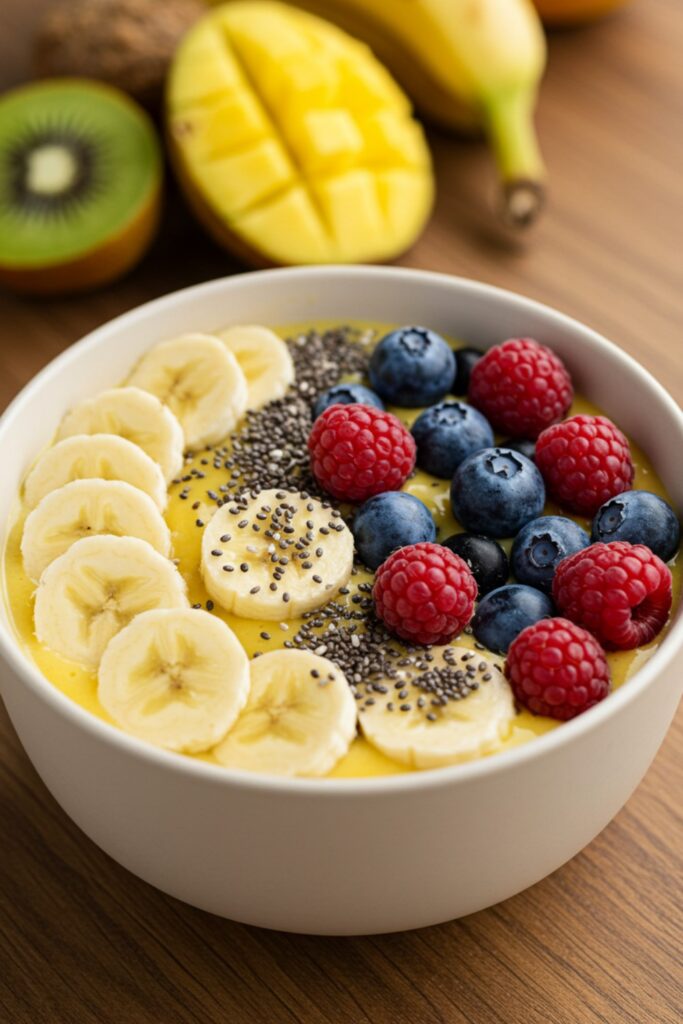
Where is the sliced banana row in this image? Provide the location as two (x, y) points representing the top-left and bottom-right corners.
(201, 487), (354, 620)
(214, 650), (357, 777)
(34, 323), (291, 503)
(24, 433), (168, 511)
(57, 386), (185, 485)
(98, 608), (250, 754)
(96, 622), (357, 770)
(34, 534), (189, 670)
(359, 646), (515, 768)
(21, 479), (171, 582)
(123, 327), (294, 443)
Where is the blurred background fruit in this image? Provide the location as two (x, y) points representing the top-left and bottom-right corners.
(533, 0), (632, 27)
(213, 0), (548, 227)
(167, 2), (434, 266)
(34, 0), (204, 108)
(0, 78), (162, 295)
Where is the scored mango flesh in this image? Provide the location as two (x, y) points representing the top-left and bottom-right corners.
(167, 1), (434, 265)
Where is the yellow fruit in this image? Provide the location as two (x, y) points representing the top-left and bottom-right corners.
(209, 0), (546, 227)
(167, 1), (433, 266)
(533, 0), (631, 26)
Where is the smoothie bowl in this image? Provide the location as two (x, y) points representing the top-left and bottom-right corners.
(0, 266), (681, 934)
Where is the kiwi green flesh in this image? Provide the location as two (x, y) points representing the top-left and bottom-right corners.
(0, 80), (161, 268)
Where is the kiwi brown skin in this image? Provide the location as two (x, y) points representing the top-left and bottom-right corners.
(34, 0), (205, 110)
(0, 185), (162, 296)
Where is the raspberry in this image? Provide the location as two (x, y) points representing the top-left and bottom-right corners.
(468, 338), (573, 439)
(373, 542), (477, 646)
(536, 414), (634, 516)
(308, 403), (415, 503)
(505, 617), (610, 720)
(553, 541), (672, 650)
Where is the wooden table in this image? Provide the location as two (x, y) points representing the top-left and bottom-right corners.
(1, 2), (681, 1021)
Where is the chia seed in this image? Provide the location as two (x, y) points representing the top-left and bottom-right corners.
(199, 326), (372, 501)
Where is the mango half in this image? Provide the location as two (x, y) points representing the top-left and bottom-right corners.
(167, 1), (434, 265)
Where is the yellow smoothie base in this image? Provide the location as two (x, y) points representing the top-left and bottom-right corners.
(3, 322), (680, 778)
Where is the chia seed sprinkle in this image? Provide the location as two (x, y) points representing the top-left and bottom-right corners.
(283, 595), (495, 721)
(193, 327), (372, 501)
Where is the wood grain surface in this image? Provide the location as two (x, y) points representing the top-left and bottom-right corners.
(1, 1), (682, 1022)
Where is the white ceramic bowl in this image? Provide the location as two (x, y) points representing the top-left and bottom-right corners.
(1, 267), (681, 935)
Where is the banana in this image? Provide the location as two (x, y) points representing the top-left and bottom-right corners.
(214, 649), (357, 776)
(201, 487), (354, 620)
(34, 535), (189, 669)
(266, 0), (547, 225)
(359, 646), (516, 768)
(126, 333), (248, 448)
(21, 479), (172, 582)
(217, 325), (294, 410)
(98, 608), (250, 753)
(57, 387), (184, 485)
(23, 434), (168, 512)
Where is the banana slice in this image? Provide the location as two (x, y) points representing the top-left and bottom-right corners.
(201, 488), (354, 620)
(21, 479), (172, 582)
(34, 535), (189, 670)
(359, 647), (515, 769)
(126, 333), (248, 448)
(217, 325), (294, 411)
(98, 608), (250, 754)
(23, 434), (168, 512)
(214, 650), (357, 777)
(57, 387), (184, 484)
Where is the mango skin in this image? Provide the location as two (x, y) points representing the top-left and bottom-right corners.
(166, 1), (433, 266)
(533, 0), (631, 26)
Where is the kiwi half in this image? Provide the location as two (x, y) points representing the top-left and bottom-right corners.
(0, 78), (162, 295)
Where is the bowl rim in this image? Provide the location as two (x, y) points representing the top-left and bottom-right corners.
(1, 264), (681, 796)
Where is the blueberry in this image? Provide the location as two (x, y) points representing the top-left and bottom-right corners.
(472, 584), (553, 654)
(502, 437), (536, 462)
(591, 490), (680, 562)
(511, 516), (590, 593)
(313, 383), (384, 419)
(411, 401), (494, 479)
(369, 326), (456, 407)
(442, 533), (509, 596)
(453, 347), (482, 395)
(450, 447), (545, 539)
(352, 491), (436, 570)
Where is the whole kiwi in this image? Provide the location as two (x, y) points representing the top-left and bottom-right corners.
(34, 0), (205, 109)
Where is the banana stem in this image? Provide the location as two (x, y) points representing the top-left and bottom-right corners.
(484, 89), (545, 229)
